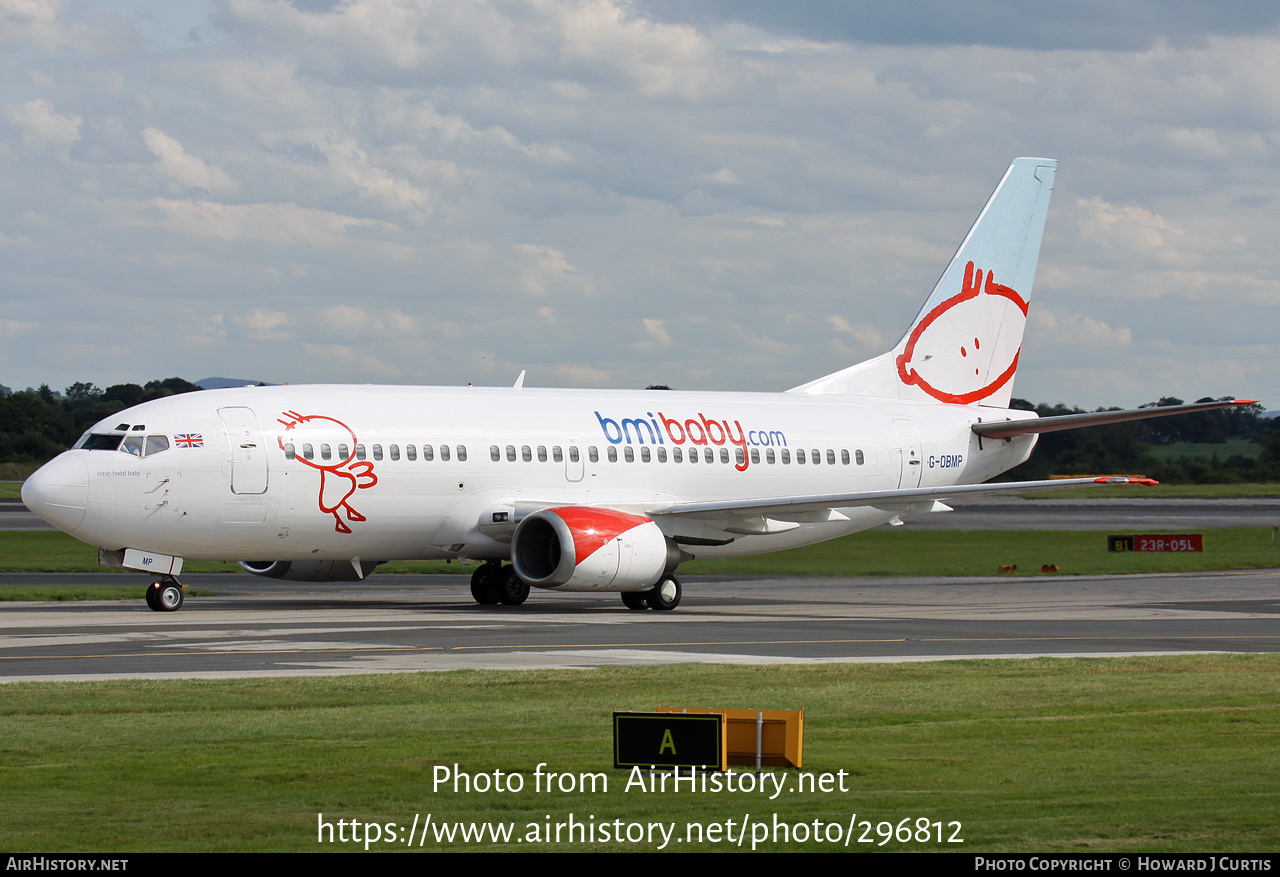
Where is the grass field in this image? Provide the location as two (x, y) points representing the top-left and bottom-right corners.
(3, 528), (1276, 582)
(1, 656), (1277, 852)
(1145, 438), (1262, 462)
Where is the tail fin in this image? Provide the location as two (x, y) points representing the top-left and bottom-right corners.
(790, 157), (1056, 407)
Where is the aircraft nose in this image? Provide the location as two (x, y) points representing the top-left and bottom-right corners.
(21, 454), (89, 532)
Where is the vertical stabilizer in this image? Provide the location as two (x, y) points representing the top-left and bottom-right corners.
(790, 157), (1056, 406)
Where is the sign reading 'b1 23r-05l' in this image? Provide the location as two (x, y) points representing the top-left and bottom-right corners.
(22, 157), (1255, 613)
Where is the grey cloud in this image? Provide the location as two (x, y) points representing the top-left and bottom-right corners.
(632, 0), (1280, 50)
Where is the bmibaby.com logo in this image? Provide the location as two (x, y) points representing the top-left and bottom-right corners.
(594, 410), (788, 472)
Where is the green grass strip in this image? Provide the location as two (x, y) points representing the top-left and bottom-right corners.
(3, 528), (1278, 579)
(1, 656), (1277, 852)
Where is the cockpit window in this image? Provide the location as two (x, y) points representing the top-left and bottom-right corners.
(76, 433), (125, 451)
(121, 435), (144, 457)
(145, 435), (170, 456)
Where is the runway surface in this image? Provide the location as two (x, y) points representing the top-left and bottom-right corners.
(6, 496), (1280, 531)
(3, 569), (1278, 682)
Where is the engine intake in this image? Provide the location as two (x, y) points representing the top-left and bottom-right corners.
(512, 507), (680, 592)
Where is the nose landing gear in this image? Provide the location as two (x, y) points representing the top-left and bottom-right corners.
(145, 576), (185, 612)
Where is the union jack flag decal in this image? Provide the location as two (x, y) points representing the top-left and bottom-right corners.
(174, 433), (203, 448)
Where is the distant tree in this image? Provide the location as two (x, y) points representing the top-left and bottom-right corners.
(64, 382), (102, 400)
(144, 377), (201, 397)
(103, 384), (146, 407)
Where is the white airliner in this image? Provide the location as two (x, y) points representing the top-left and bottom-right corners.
(21, 158), (1249, 612)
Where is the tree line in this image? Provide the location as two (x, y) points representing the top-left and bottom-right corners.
(1003, 397), (1280, 483)
(1, 379), (1277, 482)
(0, 379), (202, 464)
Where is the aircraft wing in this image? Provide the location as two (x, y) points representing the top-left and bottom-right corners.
(648, 475), (1156, 521)
(973, 399), (1257, 440)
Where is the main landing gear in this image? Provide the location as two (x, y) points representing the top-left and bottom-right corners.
(145, 576), (185, 612)
(620, 576), (682, 612)
(470, 561), (529, 606)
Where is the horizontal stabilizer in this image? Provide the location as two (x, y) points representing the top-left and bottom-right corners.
(972, 399), (1257, 440)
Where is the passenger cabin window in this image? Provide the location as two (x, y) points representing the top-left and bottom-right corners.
(827, 449), (836, 465)
(321, 443), (332, 461)
(441, 445), (452, 461)
(640, 446), (650, 463)
(812, 449), (821, 465)
(766, 448), (775, 464)
(841, 449), (850, 465)
(390, 444), (400, 461)
(856, 449), (865, 465)
(720, 448), (730, 464)
(568, 447), (579, 463)
(284, 443), (296, 460)
(688, 447), (697, 464)
(796, 448), (805, 465)
(781, 449), (791, 464)
(673, 447), (683, 463)
(703, 447), (713, 463)
(303, 443), (314, 461)
(623, 447), (634, 463)
(553, 446), (564, 463)
(406, 445), (417, 461)
(372, 444), (383, 461)
(355, 444), (366, 461)
(736, 448), (745, 465)
(522, 445), (532, 462)
(537, 446), (547, 462)
(491, 445), (501, 462)
(423, 445), (434, 461)
(506, 445), (516, 462)
(657, 447), (667, 463)
(750, 448), (759, 465)
(338, 443), (350, 460)
(588, 447), (599, 463)
(607, 447), (618, 462)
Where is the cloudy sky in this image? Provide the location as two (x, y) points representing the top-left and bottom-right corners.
(2, 0), (1277, 409)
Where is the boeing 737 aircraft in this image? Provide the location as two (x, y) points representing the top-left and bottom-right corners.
(21, 158), (1250, 611)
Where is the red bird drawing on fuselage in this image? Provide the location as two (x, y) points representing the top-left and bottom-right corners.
(276, 410), (377, 533)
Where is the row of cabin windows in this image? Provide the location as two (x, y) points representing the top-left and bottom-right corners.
(282, 441), (869, 468)
(490, 444), (867, 467)
(283, 443), (468, 463)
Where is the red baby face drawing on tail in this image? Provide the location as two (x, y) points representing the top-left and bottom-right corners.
(896, 261), (1029, 404)
(276, 410), (378, 533)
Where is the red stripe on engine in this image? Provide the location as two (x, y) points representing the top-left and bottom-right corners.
(549, 507), (652, 566)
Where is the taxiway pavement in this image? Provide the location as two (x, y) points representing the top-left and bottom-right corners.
(2, 570), (1278, 682)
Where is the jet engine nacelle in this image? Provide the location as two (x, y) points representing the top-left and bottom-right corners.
(238, 560), (384, 581)
(512, 507), (680, 592)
